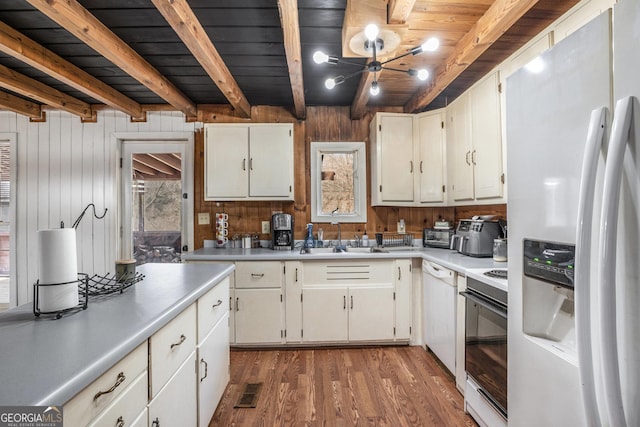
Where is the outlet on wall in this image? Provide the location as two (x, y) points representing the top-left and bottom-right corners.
(198, 212), (210, 225)
(261, 221), (270, 234)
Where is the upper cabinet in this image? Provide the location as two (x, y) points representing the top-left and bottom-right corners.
(204, 123), (294, 201)
(447, 71), (505, 204)
(370, 110), (446, 206)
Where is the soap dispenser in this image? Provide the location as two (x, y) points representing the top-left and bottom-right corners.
(304, 223), (316, 249)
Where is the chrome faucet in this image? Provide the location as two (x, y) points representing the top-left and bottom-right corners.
(331, 208), (346, 252)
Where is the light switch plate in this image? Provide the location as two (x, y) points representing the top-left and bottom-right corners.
(198, 212), (210, 225)
(261, 221), (270, 234)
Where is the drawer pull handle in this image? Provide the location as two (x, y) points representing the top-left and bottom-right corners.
(93, 372), (125, 402)
(170, 334), (186, 350)
(343, 295), (346, 310)
(200, 358), (208, 382)
(251, 273), (265, 278)
(212, 299), (223, 309)
(152, 417), (160, 427)
(116, 416), (125, 427)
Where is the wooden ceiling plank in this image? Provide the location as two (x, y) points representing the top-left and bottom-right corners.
(0, 89), (43, 119)
(148, 153), (182, 172)
(0, 21), (143, 119)
(150, 0), (251, 118)
(350, 71), (377, 119)
(0, 63), (92, 118)
(277, 0), (306, 119)
(134, 153), (177, 175)
(24, 0), (197, 118)
(405, 0), (541, 113)
(132, 160), (157, 176)
(388, 0), (417, 24)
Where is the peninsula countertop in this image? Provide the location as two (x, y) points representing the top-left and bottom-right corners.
(182, 246), (507, 274)
(0, 262), (234, 406)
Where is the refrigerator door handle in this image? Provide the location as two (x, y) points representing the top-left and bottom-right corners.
(575, 106), (608, 427)
(599, 96), (636, 427)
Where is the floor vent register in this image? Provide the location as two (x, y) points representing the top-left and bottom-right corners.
(234, 383), (263, 408)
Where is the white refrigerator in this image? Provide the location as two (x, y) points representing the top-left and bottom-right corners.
(506, 0), (640, 425)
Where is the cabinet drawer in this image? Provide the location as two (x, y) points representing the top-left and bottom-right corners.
(303, 260), (394, 286)
(198, 277), (230, 342)
(149, 303), (196, 398)
(64, 342), (147, 427)
(87, 371), (147, 427)
(235, 261), (282, 288)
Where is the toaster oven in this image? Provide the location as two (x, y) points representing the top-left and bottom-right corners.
(422, 228), (454, 248)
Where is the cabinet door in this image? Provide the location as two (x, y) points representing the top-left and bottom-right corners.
(284, 261), (303, 342)
(470, 71), (504, 199)
(148, 351), (197, 427)
(198, 313), (230, 427)
(348, 287), (395, 341)
(234, 288), (283, 344)
(416, 110), (446, 203)
(248, 125), (294, 199)
(205, 125), (249, 199)
(379, 114), (415, 202)
(447, 93), (474, 202)
(394, 260), (413, 340)
(302, 288), (348, 342)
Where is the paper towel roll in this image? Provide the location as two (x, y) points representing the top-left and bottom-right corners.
(37, 228), (79, 312)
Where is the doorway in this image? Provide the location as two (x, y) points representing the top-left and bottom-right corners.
(119, 136), (193, 265)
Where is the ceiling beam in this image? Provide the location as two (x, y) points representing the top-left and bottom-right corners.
(134, 154), (177, 176)
(0, 63), (92, 119)
(351, 71), (377, 119)
(0, 21), (143, 119)
(387, 0), (417, 24)
(0, 89), (43, 119)
(150, 0), (251, 118)
(132, 160), (157, 177)
(148, 153), (182, 172)
(404, 0), (541, 113)
(24, 0), (197, 119)
(277, 0), (306, 120)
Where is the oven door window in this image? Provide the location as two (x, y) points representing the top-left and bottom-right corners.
(465, 296), (508, 414)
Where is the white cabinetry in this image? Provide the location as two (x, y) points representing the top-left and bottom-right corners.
(301, 260), (398, 343)
(394, 259), (413, 340)
(416, 110), (447, 204)
(204, 123), (294, 201)
(64, 343), (148, 427)
(370, 111), (446, 206)
(232, 261), (284, 344)
(370, 113), (415, 205)
(148, 351), (197, 427)
(284, 261), (303, 343)
(447, 71), (504, 203)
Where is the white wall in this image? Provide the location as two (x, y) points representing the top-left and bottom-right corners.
(0, 109), (198, 306)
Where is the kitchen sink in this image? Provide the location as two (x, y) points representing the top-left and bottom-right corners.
(302, 246), (387, 254)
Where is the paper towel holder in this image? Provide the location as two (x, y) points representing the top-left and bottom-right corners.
(33, 274), (89, 319)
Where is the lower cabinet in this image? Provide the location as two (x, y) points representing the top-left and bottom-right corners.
(302, 287), (348, 342)
(348, 287), (395, 341)
(197, 313), (230, 427)
(234, 288), (283, 344)
(148, 351), (197, 427)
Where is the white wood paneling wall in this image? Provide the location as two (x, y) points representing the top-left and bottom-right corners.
(0, 109), (198, 306)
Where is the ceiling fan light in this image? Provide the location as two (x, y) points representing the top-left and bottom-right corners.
(325, 78), (336, 89)
(313, 50), (330, 64)
(420, 37), (440, 52)
(364, 24), (379, 42)
(417, 69), (429, 80)
(370, 81), (380, 96)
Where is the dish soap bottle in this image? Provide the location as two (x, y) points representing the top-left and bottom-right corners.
(362, 230), (369, 247)
(304, 223), (316, 249)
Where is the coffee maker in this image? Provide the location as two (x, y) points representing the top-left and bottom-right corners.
(272, 213), (294, 250)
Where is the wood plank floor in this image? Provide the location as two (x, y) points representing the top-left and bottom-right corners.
(210, 346), (477, 426)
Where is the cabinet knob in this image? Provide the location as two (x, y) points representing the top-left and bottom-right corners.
(116, 416), (125, 427)
(152, 418), (160, 427)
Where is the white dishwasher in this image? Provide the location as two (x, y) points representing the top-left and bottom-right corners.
(422, 260), (457, 375)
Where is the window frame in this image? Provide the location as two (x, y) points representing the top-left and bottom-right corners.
(310, 141), (367, 223)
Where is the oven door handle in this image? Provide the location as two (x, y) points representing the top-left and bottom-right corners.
(459, 290), (507, 318)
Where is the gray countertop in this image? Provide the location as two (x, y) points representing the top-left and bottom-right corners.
(182, 246), (507, 275)
(0, 262), (234, 406)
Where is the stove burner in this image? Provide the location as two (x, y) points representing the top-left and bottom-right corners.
(484, 269), (508, 279)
